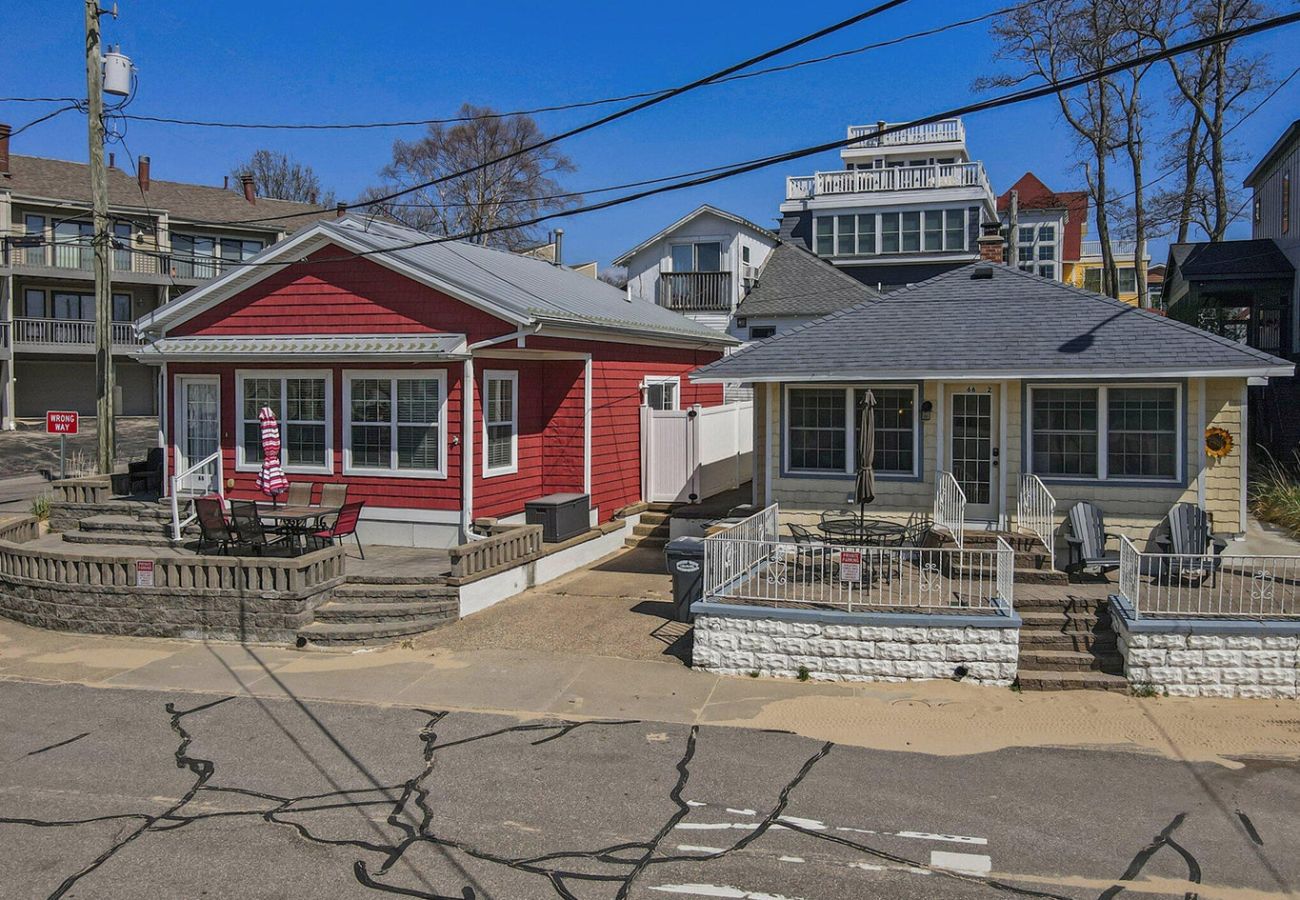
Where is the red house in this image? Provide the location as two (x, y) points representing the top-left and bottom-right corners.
(135, 217), (734, 547)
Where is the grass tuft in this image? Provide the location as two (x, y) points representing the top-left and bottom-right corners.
(1250, 449), (1300, 539)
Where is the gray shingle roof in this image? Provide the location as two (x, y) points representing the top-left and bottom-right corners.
(734, 242), (881, 318)
(693, 263), (1292, 382)
(4, 154), (335, 232)
(1168, 239), (1294, 279)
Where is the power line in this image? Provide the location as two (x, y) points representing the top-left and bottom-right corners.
(116, 3), (1022, 134)
(8, 103), (83, 138)
(197, 0), (916, 228)
(0, 96), (83, 104)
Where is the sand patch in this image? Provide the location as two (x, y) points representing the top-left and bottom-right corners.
(29, 647), (175, 669)
(703, 678), (1300, 765)
(275, 647), (468, 674)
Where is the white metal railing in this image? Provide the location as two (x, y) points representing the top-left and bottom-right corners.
(170, 449), (223, 541)
(1117, 535), (1300, 620)
(11, 317), (144, 348)
(785, 162), (990, 201)
(933, 471), (966, 550)
(846, 119), (965, 148)
(703, 503), (781, 600)
(1080, 239), (1143, 259)
(1016, 474), (1056, 571)
(702, 531), (1014, 614)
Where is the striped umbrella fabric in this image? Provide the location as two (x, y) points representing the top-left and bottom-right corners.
(256, 406), (289, 500)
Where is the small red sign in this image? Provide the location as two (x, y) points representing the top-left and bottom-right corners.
(46, 411), (79, 435)
(135, 560), (155, 588)
(840, 550), (863, 583)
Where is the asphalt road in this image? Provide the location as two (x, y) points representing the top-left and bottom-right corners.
(0, 681), (1297, 900)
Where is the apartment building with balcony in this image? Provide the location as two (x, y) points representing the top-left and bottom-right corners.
(777, 118), (998, 292)
(0, 123), (335, 427)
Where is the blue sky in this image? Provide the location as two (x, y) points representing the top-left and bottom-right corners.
(3, 1), (1297, 269)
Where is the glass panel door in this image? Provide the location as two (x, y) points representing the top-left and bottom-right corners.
(178, 378), (220, 493)
(950, 385), (999, 520)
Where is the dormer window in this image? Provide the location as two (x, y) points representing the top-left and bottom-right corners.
(670, 241), (722, 273)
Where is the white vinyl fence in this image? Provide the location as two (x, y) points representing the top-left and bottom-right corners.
(642, 401), (752, 504)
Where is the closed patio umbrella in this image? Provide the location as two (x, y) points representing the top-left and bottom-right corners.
(854, 390), (877, 534)
(256, 406), (289, 501)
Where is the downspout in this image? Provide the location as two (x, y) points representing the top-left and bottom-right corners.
(460, 324), (542, 538)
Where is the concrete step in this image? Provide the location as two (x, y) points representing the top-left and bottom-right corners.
(633, 522), (671, 538)
(296, 617), (452, 648)
(1018, 609), (1112, 631)
(638, 511), (673, 527)
(78, 514), (170, 536)
(311, 600), (457, 624)
(62, 529), (172, 548)
(1017, 670), (1130, 692)
(1017, 648), (1124, 673)
(625, 535), (668, 550)
(343, 572), (452, 586)
(332, 582), (458, 602)
(1017, 595), (1111, 613)
(1018, 632), (1118, 652)
(947, 564), (1068, 586)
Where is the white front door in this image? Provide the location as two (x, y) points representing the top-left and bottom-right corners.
(950, 383), (1000, 522)
(176, 376), (220, 494)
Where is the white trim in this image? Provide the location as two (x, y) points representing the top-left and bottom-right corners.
(174, 375), (221, 492)
(159, 361), (169, 490)
(528, 323), (737, 350)
(1025, 382), (1184, 485)
(1196, 378), (1207, 508)
(234, 369), (334, 475)
(462, 358), (475, 536)
(1240, 382), (1249, 531)
(643, 375), (681, 411)
(583, 356), (592, 496)
(691, 366), (1293, 384)
(781, 382), (921, 478)
(342, 369), (449, 479)
(482, 369), (519, 478)
(612, 204), (777, 266)
(763, 384), (774, 505)
(935, 381), (946, 472)
(998, 380), (1009, 530)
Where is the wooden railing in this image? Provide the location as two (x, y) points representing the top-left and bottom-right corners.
(657, 271), (731, 311)
(846, 119), (964, 148)
(786, 162), (990, 201)
(449, 525), (544, 580)
(12, 318), (144, 348)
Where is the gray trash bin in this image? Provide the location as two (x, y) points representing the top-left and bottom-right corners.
(664, 536), (706, 623)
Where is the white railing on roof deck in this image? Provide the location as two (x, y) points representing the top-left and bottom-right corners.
(1017, 474), (1056, 571)
(846, 119), (965, 148)
(784, 163), (989, 201)
(1117, 535), (1300, 620)
(170, 449), (223, 541)
(933, 471), (965, 550)
(702, 531), (1013, 614)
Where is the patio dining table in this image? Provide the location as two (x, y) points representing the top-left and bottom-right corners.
(257, 504), (341, 554)
(818, 517), (908, 547)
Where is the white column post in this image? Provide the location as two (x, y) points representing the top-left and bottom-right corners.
(934, 381), (946, 473)
(998, 380), (1009, 531)
(763, 382), (775, 507)
(583, 355), (592, 498)
(461, 358), (475, 538)
(1239, 382), (1249, 535)
(1195, 378), (1207, 509)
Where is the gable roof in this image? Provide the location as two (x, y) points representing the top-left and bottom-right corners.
(1244, 119), (1300, 188)
(138, 216), (735, 347)
(734, 242), (881, 318)
(996, 172), (1089, 262)
(612, 204), (777, 266)
(1167, 239), (1295, 280)
(692, 263), (1292, 383)
(3, 154), (334, 233)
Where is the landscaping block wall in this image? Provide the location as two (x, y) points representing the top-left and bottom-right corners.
(1115, 628), (1299, 699)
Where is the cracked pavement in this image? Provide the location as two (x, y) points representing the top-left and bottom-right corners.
(2, 681), (1298, 899)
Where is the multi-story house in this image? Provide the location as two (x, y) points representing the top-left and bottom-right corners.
(0, 123), (334, 428)
(1074, 238), (1152, 305)
(777, 117), (998, 292)
(996, 172), (1087, 283)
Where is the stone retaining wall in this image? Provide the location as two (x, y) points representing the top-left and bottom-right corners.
(1111, 597), (1300, 699)
(692, 605), (1020, 686)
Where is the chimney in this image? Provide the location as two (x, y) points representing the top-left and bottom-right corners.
(137, 155), (150, 192)
(553, 228), (564, 266)
(335, 202), (348, 219)
(223, 175), (229, 190)
(977, 219), (1005, 265)
(108, 152), (115, 169)
(239, 173), (256, 204)
(0, 123), (10, 177)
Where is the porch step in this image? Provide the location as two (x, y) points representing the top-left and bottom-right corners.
(1019, 632), (1118, 652)
(945, 563), (1068, 586)
(295, 617), (452, 648)
(342, 571), (453, 586)
(1018, 610), (1112, 632)
(62, 529), (172, 548)
(1017, 648), (1124, 673)
(625, 535), (668, 550)
(77, 514), (170, 536)
(311, 600), (457, 624)
(638, 511), (673, 527)
(1016, 670), (1131, 692)
(332, 582), (458, 602)
(633, 521), (671, 539)
(1016, 594), (1110, 613)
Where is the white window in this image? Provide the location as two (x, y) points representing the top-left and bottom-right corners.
(1014, 221), (1059, 280)
(785, 384), (919, 477)
(1028, 384), (1181, 483)
(644, 376), (680, 411)
(237, 371), (332, 473)
(483, 370), (518, 477)
(344, 371), (446, 478)
(669, 241), (722, 272)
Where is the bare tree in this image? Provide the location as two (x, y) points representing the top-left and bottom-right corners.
(598, 266), (629, 290)
(357, 105), (578, 250)
(229, 149), (335, 205)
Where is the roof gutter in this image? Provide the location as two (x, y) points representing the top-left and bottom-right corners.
(689, 365), (1296, 384)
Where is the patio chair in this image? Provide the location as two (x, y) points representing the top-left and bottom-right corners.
(1157, 502), (1228, 586)
(128, 448), (164, 495)
(783, 523), (834, 585)
(319, 483), (349, 509)
(228, 500), (293, 557)
(311, 501), (366, 559)
(1064, 501), (1121, 577)
(194, 495), (234, 555)
(283, 482), (312, 507)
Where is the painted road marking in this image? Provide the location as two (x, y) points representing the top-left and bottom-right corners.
(929, 850), (993, 876)
(675, 845), (726, 854)
(650, 884), (806, 899)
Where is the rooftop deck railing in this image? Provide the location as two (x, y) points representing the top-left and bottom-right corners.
(786, 162), (989, 201)
(846, 119), (965, 148)
(1118, 536), (1300, 619)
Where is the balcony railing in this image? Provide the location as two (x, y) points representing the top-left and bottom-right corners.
(846, 119), (965, 149)
(657, 271), (732, 311)
(1080, 239), (1143, 259)
(7, 241), (166, 277)
(10, 318), (144, 348)
(786, 162), (990, 201)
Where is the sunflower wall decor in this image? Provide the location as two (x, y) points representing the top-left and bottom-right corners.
(1205, 426), (1233, 459)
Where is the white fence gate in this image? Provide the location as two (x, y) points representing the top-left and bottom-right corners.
(641, 401), (753, 504)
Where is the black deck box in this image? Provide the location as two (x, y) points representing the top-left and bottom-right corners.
(524, 493), (590, 543)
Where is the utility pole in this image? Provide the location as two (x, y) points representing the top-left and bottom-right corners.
(84, 0), (115, 473)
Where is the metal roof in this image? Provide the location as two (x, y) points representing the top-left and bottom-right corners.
(693, 263), (1293, 383)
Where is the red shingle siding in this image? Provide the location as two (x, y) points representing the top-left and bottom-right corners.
(170, 250), (511, 340)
